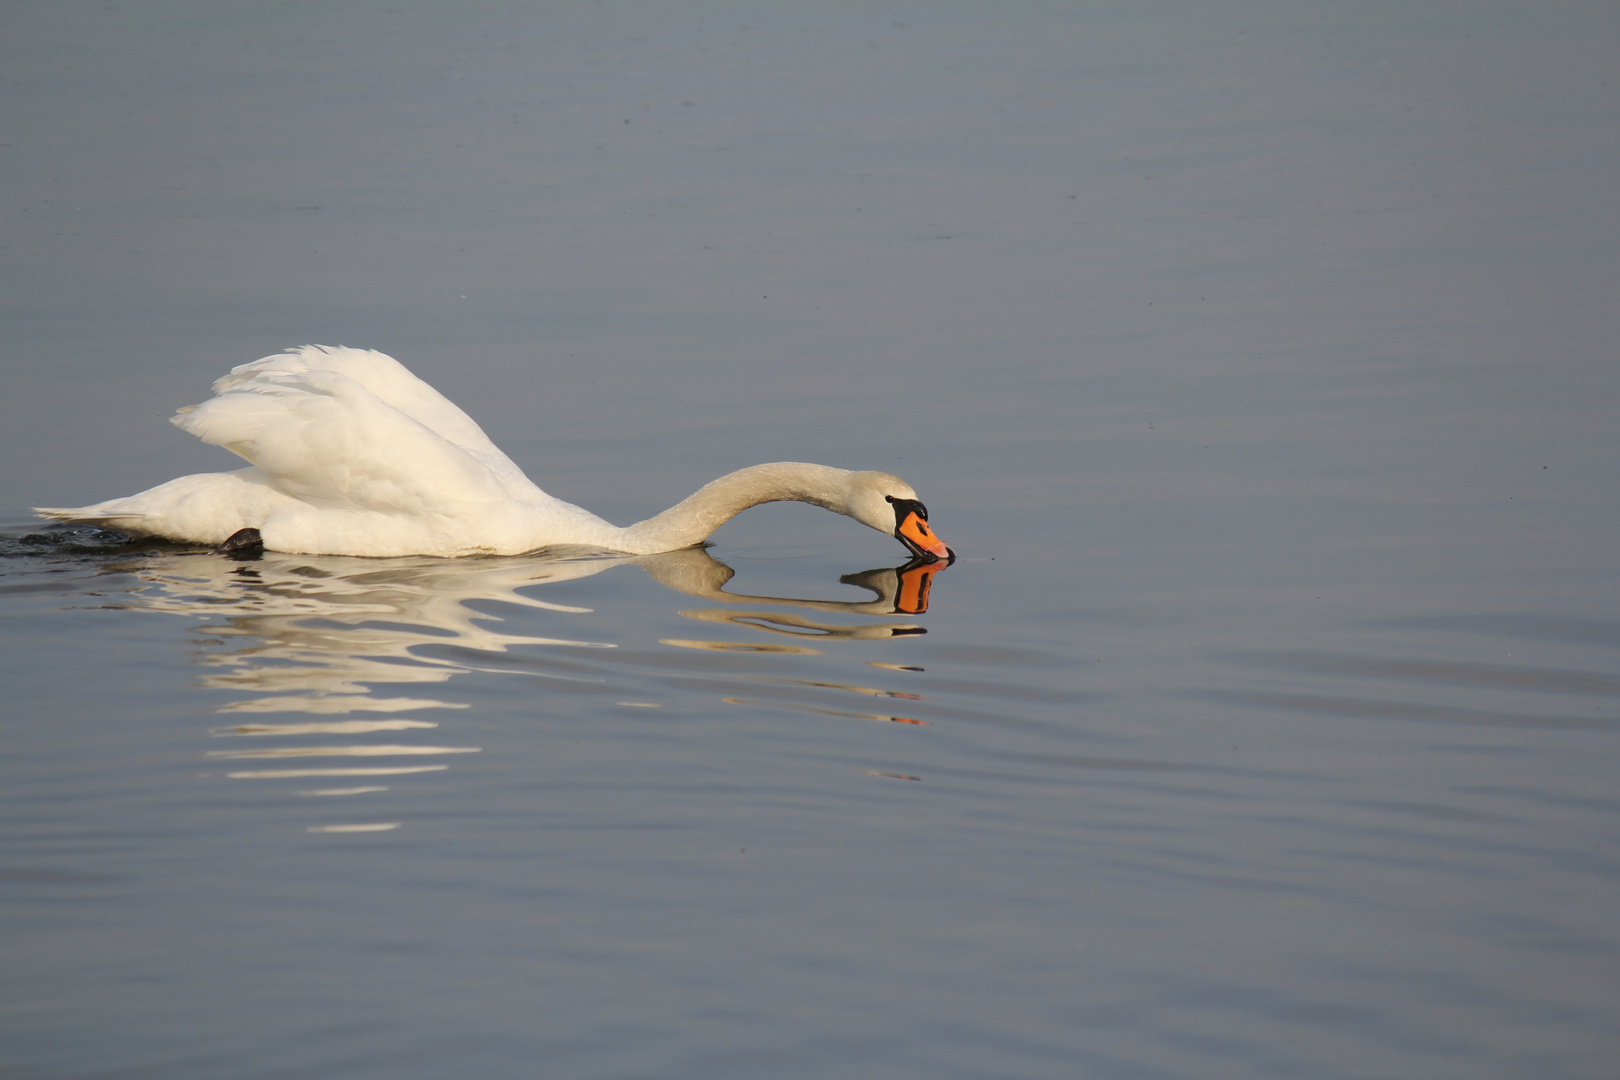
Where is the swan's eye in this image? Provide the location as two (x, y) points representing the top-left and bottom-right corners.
(885, 495), (895, 503)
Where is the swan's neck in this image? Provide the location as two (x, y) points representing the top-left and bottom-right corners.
(617, 462), (859, 554)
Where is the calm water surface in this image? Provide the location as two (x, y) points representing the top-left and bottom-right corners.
(3, 4), (1618, 1078)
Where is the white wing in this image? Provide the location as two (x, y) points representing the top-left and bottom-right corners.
(39, 345), (627, 555)
(209, 346), (532, 491)
(173, 366), (517, 517)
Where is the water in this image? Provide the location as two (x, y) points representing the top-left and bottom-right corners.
(3, 3), (1619, 1078)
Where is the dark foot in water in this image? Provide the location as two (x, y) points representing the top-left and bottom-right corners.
(214, 527), (264, 560)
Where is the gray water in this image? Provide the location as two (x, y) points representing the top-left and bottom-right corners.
(3, 4), (1619, 1078)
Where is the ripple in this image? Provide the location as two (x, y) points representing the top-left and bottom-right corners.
(215, 696), (467, 714)
(721, 696), (928, 725)
(1192, 689), (1619, 731)
(660, 638), (821, 655)
(203, 744), (481, 759)
(759, 676), (923, 701)
(1231, 651), (1620, 697)
(209, 719), (440, 736)
(1370, 614), (1620, 649)
(677, 607), (922, 640)
(296, 786), (391, 797)
(225, 765), (450, 779)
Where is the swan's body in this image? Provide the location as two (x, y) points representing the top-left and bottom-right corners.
(37, 346), (951, 561)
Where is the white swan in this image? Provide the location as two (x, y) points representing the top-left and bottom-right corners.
(36, 345), (953, 561)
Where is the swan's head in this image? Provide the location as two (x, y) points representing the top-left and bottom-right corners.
(847, 471), (954, 564)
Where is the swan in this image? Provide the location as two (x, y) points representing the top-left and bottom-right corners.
(35, 345), (953, 562)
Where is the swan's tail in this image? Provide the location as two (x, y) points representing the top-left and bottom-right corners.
(33, 504), (162, 535)
(32, 472), (286, 546)
(34, 506), (90, 521)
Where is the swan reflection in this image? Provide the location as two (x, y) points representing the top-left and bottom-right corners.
(70, 538), (948, 828)
(101, 547), (945, 707)
(655, 553), (946, 649)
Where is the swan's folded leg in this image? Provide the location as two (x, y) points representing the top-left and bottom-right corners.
(214, 527), (265, 558)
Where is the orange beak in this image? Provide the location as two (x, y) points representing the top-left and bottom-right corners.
(896, 509), (952, 564)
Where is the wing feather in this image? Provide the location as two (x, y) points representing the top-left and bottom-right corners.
(213, 346), (531, 488)
(173, 368), (507, 516)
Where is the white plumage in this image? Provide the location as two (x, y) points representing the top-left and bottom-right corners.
(37, 346), (951, 561)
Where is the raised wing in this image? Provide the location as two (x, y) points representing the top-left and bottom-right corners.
(173, 367), (512, 516)
(212, 346), (530, 488)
